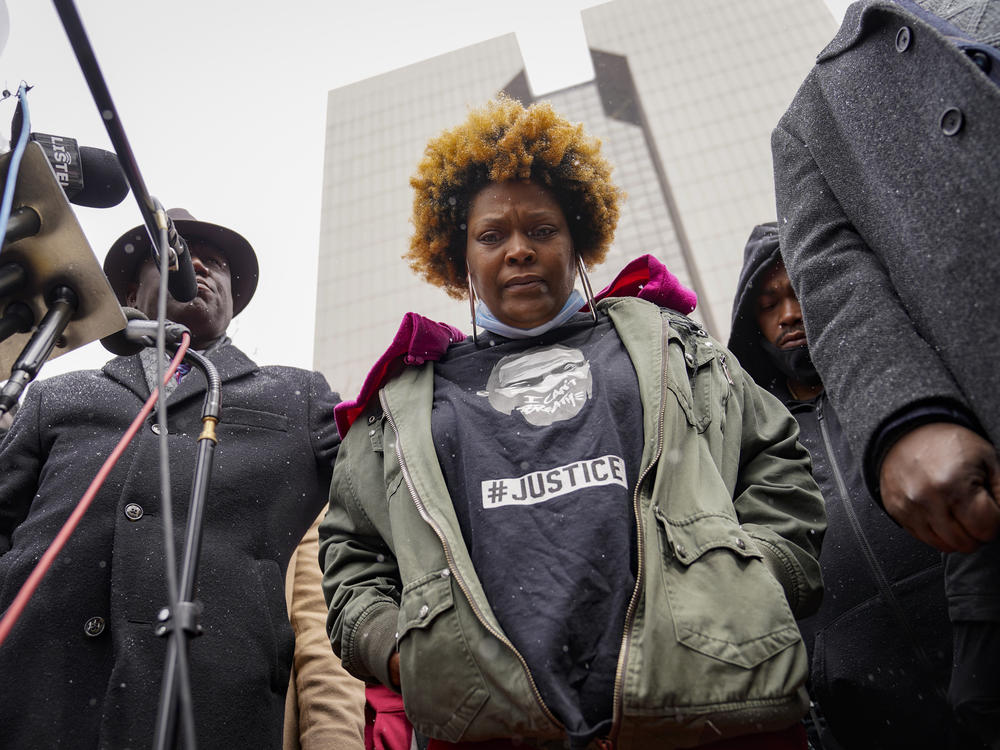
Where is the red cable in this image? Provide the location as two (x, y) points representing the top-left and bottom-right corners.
(0, 334), (191, 648)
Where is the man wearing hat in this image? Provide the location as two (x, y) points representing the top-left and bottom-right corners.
(0, 209), (363, 749)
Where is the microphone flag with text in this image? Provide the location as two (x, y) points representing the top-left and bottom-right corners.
(9, 100), (130, 209)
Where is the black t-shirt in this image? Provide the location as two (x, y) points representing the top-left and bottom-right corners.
(431, 314), (642, 746)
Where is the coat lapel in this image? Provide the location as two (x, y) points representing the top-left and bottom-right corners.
(166, 343), (259, 408)
(102, 354), (153, 403)
(817, 0), (877, 62)
(100, 343), (259, 410)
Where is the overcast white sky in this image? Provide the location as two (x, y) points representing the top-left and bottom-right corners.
(1, 0), (848, 383)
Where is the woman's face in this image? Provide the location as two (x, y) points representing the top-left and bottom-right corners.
(465, 181), (576, 330)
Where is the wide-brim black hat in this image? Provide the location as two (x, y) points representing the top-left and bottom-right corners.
(104, 207), (259, 316)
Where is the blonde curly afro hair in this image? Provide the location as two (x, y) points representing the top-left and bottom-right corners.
(406, 97), (623, 299)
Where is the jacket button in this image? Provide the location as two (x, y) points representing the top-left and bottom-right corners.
(684, 352), (694, 366)
(124, 503), (143, 521)
(439, 568), (451, 578)
(940, 107), (964, 136)
(84, 616), (105, 637)
(736, 538), (746, 550)
(895, 26), (911, 52)
(150, 423), (162, 435)
(418, 604), (429, 618)
(675, 544), (686, 559)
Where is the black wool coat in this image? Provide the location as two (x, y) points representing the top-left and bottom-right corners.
(772, 0), (1000, 476)
(0, 343), (339, 749)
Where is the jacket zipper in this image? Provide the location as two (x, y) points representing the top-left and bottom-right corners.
(719, 353), (734, 385)
(608, 316), (671, 743)
(816, 401), (946, 701)
(379, 390), (564, 731)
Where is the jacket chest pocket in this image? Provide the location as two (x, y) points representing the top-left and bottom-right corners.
(397, 572), (488, 741)
(666, 337), (726, 433)
(655, 509), (800, 668)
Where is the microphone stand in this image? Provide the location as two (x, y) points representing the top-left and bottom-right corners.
(49, 3), (212, 746)
(51, 0), (184, 281)
(151, 347), (222, 750)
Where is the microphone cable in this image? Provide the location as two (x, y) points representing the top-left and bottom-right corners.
(149, 214), (197, 750)
(0, 82), (32, 253)
(0, 332), (191, 649)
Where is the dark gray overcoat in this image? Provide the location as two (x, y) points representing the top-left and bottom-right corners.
(0, 343), (339, 749)
(772, 0), (1000, 470)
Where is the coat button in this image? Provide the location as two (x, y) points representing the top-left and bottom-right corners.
(675, 544), (686, 559)
(736, 538), (746, 550)
(150, 423), (162, 435)
(418, 604), (429, 618)
(940, 107), (964, 136)
(895, 26), (911, 52)
(84, 616), (105, 637)
(684, 352), (695, 366)
(124, 503), (143, 521)
(967, 49), (992, 73)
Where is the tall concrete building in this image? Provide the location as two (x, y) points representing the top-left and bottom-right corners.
(315, 0), (836, 394)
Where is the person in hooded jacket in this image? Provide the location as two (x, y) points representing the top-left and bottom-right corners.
(728, 222), (984, 750)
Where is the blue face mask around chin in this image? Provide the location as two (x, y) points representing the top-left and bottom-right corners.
(474, 289), (587, 340)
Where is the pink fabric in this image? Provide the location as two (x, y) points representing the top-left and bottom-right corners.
(364, 685), (412, 750)
(334, 313), (465, 437)
(334, 255), (697, 436)
(591, 253), (697, 313)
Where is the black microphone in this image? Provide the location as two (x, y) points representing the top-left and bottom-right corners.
(0, 286), (78, 417)
(99, 307), (190, 356)
(10, 102), (129, 209)
(27, 132), (129, 208)
(163, 213), (198, 303)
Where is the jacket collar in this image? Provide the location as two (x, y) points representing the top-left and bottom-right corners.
(102, 342), (259, 407)
(817, 0), (971, 62)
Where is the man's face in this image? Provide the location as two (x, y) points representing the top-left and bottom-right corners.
(127, 240), (234, 349)
(754, 260), (807, 349)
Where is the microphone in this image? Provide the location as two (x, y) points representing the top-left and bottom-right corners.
(163, 212), (197, 303)
(0, 286), (78, 417)
(10, 102), (128, 210)
(100, 307), (189, 356)
(27, 132), (129, 209)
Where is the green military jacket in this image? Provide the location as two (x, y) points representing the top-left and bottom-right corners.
(320, 297), (825, 749)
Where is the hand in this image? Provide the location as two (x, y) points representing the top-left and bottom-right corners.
(880, 423), (1000, 552)
(389, 651), (401, 688)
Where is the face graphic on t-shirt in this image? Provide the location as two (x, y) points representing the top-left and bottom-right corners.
(480, 344), (593, 426)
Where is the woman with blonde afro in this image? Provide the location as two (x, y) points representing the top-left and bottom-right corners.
(320, 98), (825, 750)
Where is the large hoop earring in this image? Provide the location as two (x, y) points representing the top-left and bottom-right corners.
(466, 268), (480, 346)
(577, 255), (598, 324)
